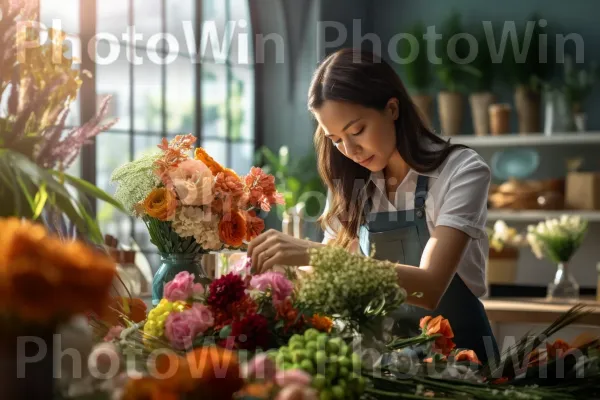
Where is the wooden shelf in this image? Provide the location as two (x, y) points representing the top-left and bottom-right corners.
(487, 209), (600, 222)
(445, 132), (600, 147)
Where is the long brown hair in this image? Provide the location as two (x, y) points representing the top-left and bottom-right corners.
(309, 48), (466, 248)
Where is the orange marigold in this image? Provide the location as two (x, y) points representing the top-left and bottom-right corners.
(310, 314), (333, 333)
(218, 211), (247, 248)
(194, 147), (225, 176)
(143, 188), (177, 221)
(0, 218), (116, 324)
(243, 210), (265, 241)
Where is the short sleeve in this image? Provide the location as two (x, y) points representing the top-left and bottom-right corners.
(321, 189), (341, 244)
(435, 154), (490, 239)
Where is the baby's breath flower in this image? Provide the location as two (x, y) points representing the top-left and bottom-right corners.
(111, 152), (161, 215)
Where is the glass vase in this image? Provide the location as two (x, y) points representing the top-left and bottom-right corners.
(152, 252), (208, 307)
(547, 262), (579, 300)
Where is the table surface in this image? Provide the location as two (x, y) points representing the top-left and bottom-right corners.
(482, 297), (600, 325)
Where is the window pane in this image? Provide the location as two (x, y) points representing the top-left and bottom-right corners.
(97, 0), (129, 41)
(134, 220), (153, 252)
(96, 133), (132, 243)
(167, 56), (194, 134)
(134, 62), (162, 132)
(40, 0), (79, 35)
(201, 139), (227, 167)
(134, 0), (164, 52)
(134, 134), (161, 159)
(167, 0), (195, 56)
(201, 0), (228, 63)
(231, 142), (254, 174)
(96, 41), (131, 130)
(228, 0), (253, 65)
(202, 64), (227, 138)
(229, 66), (254, 141)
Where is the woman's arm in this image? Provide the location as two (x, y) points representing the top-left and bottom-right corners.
(392, 225), (470, 310)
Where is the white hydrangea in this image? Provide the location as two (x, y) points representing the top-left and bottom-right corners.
(298, 246), (406, 323)
(172, 206), (222, 251)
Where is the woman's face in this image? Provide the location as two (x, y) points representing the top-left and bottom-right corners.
(314, 99), (398, 172)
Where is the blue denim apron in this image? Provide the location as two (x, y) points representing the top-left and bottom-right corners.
(358, 175), (499, 364)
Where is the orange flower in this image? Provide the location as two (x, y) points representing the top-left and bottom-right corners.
(185, 346), (244, 398)
(152, 351), (197, 393)
(143, 188), (177, 221)
(420, 315), (456, 356)
(310, 314), (333, 333)
(547, 339), (571, 359)
(215, 169), (244, 203)
(194, 147), (225, 176)
(0, 218), (116, 324)
(218, 211), (247, 247)
(491, 377), (509, 385)
(453, 349), (481, 365)
(243, 210), (265, 241)
(103, 297), (148, 327)
(121, 378), (179, 400)
(276, 298), (306, 333)
(238, 382), (275, 397)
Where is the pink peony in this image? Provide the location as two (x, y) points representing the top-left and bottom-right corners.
(103, 325), (124, 342)
(250, 272), (293, 305)
(275, 369), (313, 387)
(168, 159), (214, 206)
(230, 255), (253, 276)
(164, 304), (214, 350)
(163, 271), (204, 302)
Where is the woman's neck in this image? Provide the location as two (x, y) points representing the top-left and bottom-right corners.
(383, 151), (410, 203)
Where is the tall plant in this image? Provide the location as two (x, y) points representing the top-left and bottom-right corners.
(399, 22), (432, 94)
(0, 3), (123, 243)
(466, 24), (494, 93)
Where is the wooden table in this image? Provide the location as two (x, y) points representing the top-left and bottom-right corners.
(482, 297), (600, 327)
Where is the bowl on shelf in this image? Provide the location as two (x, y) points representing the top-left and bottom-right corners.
(491, 148), (540, 181)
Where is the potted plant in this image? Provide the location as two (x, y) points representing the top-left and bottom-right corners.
(466, 25), (496, 136)
(399, 21), (434, 128)
(436, 12), (480, 136)
(562, 55), (599, 132)
(502, 15), (555, 134)
(486, 220), (524, 285)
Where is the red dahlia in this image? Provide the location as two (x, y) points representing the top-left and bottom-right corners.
(207, 272), (247, 309)
(230, 313), (270, 351)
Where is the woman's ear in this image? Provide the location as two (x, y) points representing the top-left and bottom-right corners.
(386, 98), (400, 121)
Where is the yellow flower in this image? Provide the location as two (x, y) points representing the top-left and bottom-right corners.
(143, 299), (187, 342)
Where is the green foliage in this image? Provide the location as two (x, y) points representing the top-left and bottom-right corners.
(255, 146), (326, 218)
(436, 11), (481, 93)
(144, 216), (206, 254)
(562, 55), (599, 109)
(465, 24), (495, 92)
(399, 22), (432, 94)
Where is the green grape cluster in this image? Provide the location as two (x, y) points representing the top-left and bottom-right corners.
(268, 328), (366, 399)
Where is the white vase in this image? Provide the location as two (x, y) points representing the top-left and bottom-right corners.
(547, 262), (579, 300)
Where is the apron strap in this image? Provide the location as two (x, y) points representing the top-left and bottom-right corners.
(414, 175), (429, 218)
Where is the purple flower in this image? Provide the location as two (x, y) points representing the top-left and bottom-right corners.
(250, 271), (294, 305)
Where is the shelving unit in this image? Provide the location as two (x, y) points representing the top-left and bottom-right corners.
(444, 132), (600, 147)
(487, 209), (600, 222)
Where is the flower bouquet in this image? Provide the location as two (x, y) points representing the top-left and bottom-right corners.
(0, 3), (122, 242)
(486, 220), (525, 284)
(526, 215), (588, 299)
(110, 133), (284, 305)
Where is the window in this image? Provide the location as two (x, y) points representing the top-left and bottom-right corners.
(40, 0), (256, 268)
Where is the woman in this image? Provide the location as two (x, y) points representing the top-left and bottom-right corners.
(247, 48), (499, 363)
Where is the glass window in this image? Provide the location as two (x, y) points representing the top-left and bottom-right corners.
(40, 0), (79, 35)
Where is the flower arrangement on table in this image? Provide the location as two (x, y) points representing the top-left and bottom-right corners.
(110, 133), (284, 304)
(526, 215), (588, 299)
(0, 3), (122, 242)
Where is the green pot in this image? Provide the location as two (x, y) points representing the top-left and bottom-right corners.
(152, 252), (208, 307)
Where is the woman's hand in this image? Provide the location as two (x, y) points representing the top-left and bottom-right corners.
(247, 229), (323, 274)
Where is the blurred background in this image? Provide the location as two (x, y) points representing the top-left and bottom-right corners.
(37, 0), (600, 308)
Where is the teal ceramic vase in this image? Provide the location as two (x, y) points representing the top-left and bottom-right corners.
(152, 252), (208, 306)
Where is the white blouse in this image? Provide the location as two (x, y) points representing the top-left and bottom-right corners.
(322, 148), (491, 298)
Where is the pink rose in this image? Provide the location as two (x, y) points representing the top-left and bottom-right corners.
(275, 369), (312, 387)
(163, 271), (204, 302)
(250, 272), (294, 305)
(164, 304), (214, 350)
(230, 255), (252, 276)
(243, 353), (277, 381)
(168, 159), (214, 206)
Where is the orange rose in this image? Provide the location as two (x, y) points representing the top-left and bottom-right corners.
(243, 210), (265, 241)
(218, 211), (247, 247)
(310, 314), (333, 333)
(0, 218), (116, 324)
(185, 347), (244, 398)
(194, 147), (225, 176)
(420, 315), (456, 356)
(143, 188), (177, 221)
(453, 349), (481, 365)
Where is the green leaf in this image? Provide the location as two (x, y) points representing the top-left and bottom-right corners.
(219, 325), (232, 339)
(32, 181), (49, 219)
(54, 171), (126, 212)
